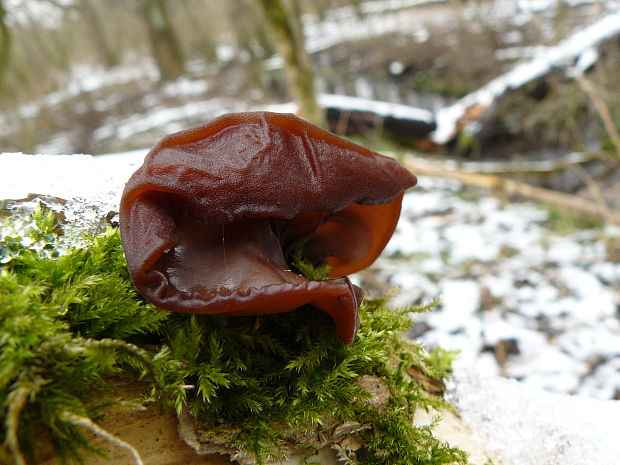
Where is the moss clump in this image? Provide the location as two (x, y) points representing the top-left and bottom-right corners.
(0, 206), (466, 465)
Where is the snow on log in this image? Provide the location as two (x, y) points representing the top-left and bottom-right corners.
(432, 11), (620, 145)
(268, 93), (436, 140)
(321, 94), (435, 139)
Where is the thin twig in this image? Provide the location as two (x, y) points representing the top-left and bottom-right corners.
(403, 158), (620, 224)
(569, 164), (612, 220)
(403, 152), (594, 175)
(573, 70), (620, 160)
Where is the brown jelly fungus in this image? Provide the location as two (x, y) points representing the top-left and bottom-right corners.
(120, 112), (417, 345)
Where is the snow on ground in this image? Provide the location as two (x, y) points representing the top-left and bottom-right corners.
(5, 0), (74, 29)
(366, 175), (620, 399)
(0, 151), (144, 246)
(0, 57), (160, 140)
(0, 151), (144, 206)
(297, 0), (620, 64)
(448, 368), (620, 464)
(9, 0), (620, 151)
(88, 92), (434, 157)
(91, 97), (248, 144)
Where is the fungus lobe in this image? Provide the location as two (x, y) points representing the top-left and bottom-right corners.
(120, 112), (416, 345)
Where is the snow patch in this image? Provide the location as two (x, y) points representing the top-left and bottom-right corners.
(449, 369), (620, 464)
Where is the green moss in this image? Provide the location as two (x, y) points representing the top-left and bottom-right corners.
(542, 203), (603, 234)
(289, 241), (332, 281)
(0, 206), (466, 465)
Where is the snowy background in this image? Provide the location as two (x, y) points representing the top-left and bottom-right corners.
(370, 176), (620, 400)
(3, 1), (620, 462)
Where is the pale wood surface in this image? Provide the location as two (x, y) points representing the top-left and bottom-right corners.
(39, 403), (232, 465)
(36, 399), (500, 465)
(36, 382), (232, 465)
(33, 379), (499, 465)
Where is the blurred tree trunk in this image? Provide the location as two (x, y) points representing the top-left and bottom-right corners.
(142, 0), (185, 82)
(179, 0), (217, 63)
(230, 0), (272, 92)
(255, 0), (325, 127)
(78, 0), (120, 68)
(308, 0), (331, 22)
(552, 0), (568, 44)
(348, 0), (365, 19)
(0, 0), (10, 90)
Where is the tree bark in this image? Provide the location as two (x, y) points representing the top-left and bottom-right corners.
(142, 0), (185, 82)
(255, 0), (325, 127)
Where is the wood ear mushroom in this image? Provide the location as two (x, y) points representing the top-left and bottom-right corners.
(119, 112), (416, 345)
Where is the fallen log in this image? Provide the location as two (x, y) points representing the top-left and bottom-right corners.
(268, 93), (436, 141)
(432, 12), (620, 145)
(406, 152), (595, 175)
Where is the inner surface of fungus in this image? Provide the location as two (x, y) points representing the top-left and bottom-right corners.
(120, 112), (416, 345)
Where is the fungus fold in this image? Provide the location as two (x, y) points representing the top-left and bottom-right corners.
(120, 112), (416, 344)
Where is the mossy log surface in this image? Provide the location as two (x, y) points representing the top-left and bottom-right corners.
(0, 205), (466, 465)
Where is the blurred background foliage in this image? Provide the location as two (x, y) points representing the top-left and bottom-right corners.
(0, 0), (619, 171)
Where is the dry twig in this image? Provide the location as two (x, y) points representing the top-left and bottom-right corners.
(403, 158), (620, 224)
(573, 70), (620, 160)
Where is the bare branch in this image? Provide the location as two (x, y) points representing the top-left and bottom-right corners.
(572, 69), (620, 161)
(403, 157), (620, 225)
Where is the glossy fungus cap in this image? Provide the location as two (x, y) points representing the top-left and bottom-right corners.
(120, 111), (417, 344)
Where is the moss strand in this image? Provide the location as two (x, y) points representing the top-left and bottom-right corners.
(59, 413), (143, 465)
